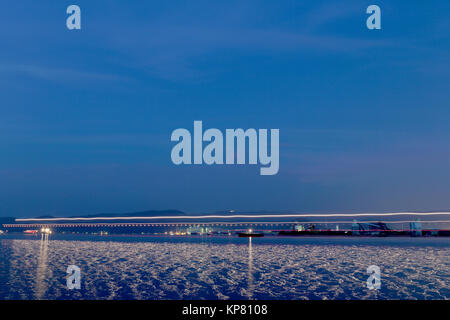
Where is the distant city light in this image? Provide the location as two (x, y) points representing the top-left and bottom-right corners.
(40, 227), (52, 234)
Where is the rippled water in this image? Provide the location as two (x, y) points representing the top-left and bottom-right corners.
(0, 235), (448, 300)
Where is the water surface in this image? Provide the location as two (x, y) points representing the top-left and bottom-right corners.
(0, 235), (448, 300)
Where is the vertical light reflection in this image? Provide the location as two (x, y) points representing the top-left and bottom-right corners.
(247, 237), (254, 300)
(34, 234), (50, 299)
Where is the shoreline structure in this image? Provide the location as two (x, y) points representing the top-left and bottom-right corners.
(2, 212), (450, 237)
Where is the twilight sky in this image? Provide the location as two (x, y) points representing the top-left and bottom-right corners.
(0, 0), (449, 217)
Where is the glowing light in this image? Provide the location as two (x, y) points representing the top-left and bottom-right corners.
(40, 228), (52, 234)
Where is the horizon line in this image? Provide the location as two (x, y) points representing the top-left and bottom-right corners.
(15, 211), (450, 222)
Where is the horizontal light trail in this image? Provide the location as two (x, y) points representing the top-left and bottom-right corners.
(15, 212), (450, 222)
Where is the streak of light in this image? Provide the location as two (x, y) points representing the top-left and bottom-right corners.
(15, 212), (450, 222)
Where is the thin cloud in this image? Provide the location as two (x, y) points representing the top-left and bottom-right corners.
(0, 63), (127, 83)
(98, 1), (394, 81)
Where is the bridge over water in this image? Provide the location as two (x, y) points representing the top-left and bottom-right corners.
(3, 212), (450, 234)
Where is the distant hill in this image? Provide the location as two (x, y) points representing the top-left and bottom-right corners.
(10, 209), (447, 222)
(69, 209), (186, 218)
(7, 210), (186, 221)
(213, 210), (296, 214)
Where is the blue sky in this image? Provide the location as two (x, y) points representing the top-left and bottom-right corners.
(0, 1), (449, 217)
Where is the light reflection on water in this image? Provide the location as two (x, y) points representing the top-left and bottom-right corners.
(0, 236), (448, 300)
(34, 236), (50, 299)
(248, 238), (253, 300)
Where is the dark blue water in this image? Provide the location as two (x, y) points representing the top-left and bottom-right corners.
(0, 234), (448, 300)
